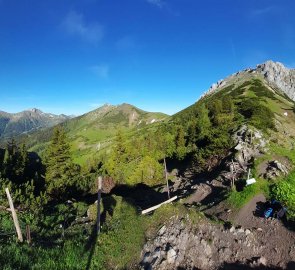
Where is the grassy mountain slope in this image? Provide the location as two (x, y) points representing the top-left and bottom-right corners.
(20, 103), (168, 165)
(169, 70), (295, 217)
(1, 62), (295, 270)
(174, 70), (295, 169)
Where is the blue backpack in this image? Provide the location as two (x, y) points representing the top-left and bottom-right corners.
(264, 207), (273, 218)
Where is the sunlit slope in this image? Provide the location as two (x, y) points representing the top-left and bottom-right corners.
(24, 103), (167, 164)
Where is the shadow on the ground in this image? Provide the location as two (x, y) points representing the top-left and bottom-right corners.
(181, 169), (228, 213)
(253, 201), (266, 217)
(84, 194), (119, 270)
(254, 201), (295, 232)
(219, 261), (295, 269)
(85, 224), (98, 270)
(177, 267), (201, 270)
(112, 183), (167, 211)
(282, 217), (295, 232)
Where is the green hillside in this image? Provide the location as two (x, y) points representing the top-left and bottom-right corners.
(18, 103), (168, 165)
(1, 67), (295, 270)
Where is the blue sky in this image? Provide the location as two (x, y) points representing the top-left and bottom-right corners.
(0, 0), (295, 115)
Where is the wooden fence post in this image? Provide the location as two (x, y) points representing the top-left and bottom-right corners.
(247, 169), (251, 180)
(26, 225), (31, 244)
(231, 159), (236, 190)
(5, 188), (23, 242)
(97, 176), (102, 234)
(164, 158), (170, 199)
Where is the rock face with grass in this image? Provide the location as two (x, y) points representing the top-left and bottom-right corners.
(202, 60), (295, 101)
(233, 125), (267, 169)
(219, 125), (267, 184)
(256, 61), (295, 100)
(264, 160), (290, 179)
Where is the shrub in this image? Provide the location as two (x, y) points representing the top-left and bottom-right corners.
(238, 98), (275, 131)
(227, 179), (269, 209)
(271, 171), (295, 220)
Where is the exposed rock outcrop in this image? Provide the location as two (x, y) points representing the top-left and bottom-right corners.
(140, 215), (294, 270)
(220, 125), (268, 184)
(199, 60), (295, 102)
(233, 125), (267, 169)
(256, 61), (295, 100)
(264, 160), (290, 179)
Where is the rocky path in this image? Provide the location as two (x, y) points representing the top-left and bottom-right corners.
(140, 194), (295, 269)
(234, 194), (266, 228)
(233, 194), (295, 268)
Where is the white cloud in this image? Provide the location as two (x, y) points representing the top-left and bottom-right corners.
(146, 0), (165, 8)
(61, 11), (104, 43)
(90, 64), (109, 79)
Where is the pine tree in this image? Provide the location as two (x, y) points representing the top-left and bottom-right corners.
(222, 96), (234, 113)
(175, 126), (187, 160)
(187, 120), (197, 150)
(103, 130), (129, 184)
(3, 139), (27, 184)
(45, 127), (80, 198)
(196, 104), (211, 140)
(129, 156), (163, 186)
(155, 126), (175, 160)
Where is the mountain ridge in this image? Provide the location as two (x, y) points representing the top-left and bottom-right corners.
(201, 60), (295, 101)
(0, 108), (72, 139)
(13, 103), (168, 165)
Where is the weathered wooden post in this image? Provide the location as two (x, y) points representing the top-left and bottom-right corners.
(142, 196), (178, 215)
(97, 176), (102, 234)
(247, 168), (251, 180)
(164, 158), (170, 199)
(5, 188), (23, 242)
(26, 225), (31, 244)
(230, 163), (234, 190)
(230, 160), (237, 190)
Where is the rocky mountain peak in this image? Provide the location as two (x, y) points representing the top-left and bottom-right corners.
(29, 108), (43, 114)
(201, 60), (295, 102)
(256, 60), (295, 100)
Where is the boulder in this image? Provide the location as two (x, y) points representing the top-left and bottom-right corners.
(167, 248), (177, 264)
(265, 160), (289, 179)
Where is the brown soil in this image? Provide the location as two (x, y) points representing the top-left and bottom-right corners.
(141, 193), (295, 269)
(219, 194), (295, 268)
(234, 194), (266, 227)
(185, 183), (212, 204)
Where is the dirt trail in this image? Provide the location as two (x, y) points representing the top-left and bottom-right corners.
(234, 193), (266, 228)
(233, 194), (295, 268)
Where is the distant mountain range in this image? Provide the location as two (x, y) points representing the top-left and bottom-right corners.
(3, 60), (295, 166)
(0, 108), (71, 139)
(8, 103), (168, 164)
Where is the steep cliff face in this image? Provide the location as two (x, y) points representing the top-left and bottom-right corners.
(202, 61), (295, 102)
(256, 61), (295, 100)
